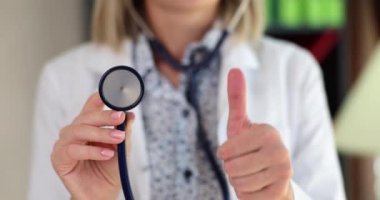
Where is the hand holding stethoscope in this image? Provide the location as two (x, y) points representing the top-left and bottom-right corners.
(50, 91), (137, 200)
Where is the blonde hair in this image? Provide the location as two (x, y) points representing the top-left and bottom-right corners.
(91, 0), (264, 49)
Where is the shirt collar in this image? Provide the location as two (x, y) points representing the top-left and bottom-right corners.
(88, 21), (261, 76)
(133, 35), (156, 77)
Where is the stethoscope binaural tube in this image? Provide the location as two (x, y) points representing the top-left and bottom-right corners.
(99, 65), (145, 200)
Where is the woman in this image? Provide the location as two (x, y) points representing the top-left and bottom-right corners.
(28, 0), (345, 199)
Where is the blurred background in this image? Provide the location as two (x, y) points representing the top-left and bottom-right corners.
(0, 0), (379, 199)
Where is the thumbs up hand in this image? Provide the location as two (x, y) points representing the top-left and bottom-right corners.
(217, 69), (294, 200)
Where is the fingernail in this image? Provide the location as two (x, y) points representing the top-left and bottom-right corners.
(101, 149), (114, 157)
(111, 111), (123, 119)
(110, 130), (125, 139)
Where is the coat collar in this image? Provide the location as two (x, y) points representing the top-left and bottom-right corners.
(222, 37), (260, 71)
(217, 37), (260, 118)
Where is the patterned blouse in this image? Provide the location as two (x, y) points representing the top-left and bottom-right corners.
(134, 28), (224, 200)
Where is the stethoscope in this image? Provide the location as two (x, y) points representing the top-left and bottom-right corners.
(99, 66), (144, 200)
(98, 0), (250, 199)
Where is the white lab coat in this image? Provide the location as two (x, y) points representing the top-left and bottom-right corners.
(28, 37), (346, 200)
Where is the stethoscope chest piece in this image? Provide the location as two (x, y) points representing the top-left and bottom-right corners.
(99, 65), (144, 111)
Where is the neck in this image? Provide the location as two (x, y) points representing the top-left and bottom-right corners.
(145, 2), (218, 60)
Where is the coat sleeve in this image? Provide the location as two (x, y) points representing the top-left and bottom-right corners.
(289, 49), (346, 200)
(27, 64), (71, 200)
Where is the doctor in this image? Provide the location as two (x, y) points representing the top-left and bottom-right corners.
(28, 0), (345, 199)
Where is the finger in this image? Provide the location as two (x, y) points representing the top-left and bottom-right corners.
(237, 180), (289, 200)
(74, 110), (125, 126)
(80, 92), (104, 114)
(218, 124), (279, 160)
(223, 149), (269, 178)
(218, 126), (263, 160)
(230, 165), (287, 193)
(59, 125), (126, 145)
(227, 68), (248, 138)
(66, 144), (116, 161)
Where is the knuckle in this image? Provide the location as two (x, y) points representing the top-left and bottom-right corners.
(232, 178), (249, 192)
(103, 110), (115, 122)
(266, 146), (282, 161)
(266, 145), (289, 164)
(71, 124), (85, 140)
(271, 187), (284, 198)
(66, 144), (76, 159)
(59, 125), (71, 140)
(277, 147), (290, 163)
(277, 166), (292, 180)
(217, 146), (228, 159)
(260, 128), (275, 141)
(236, 192), (245, 200)
(229, 178), (238, 188)
(224, 161), (236, 175)
(104, 110), (113, 117)
(259, 124), (280, 141)
(77, 112), (93, 124)
(73, 113), (85, 125)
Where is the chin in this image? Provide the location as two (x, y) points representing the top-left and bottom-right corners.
(147, 0), (220, 12)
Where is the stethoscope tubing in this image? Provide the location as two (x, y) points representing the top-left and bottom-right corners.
(116, 119), (135, 200)
(186, 51), (230, 200)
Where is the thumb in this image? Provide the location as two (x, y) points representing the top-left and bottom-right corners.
(227, 68), (248, 138)
(125, 112), (135, 155)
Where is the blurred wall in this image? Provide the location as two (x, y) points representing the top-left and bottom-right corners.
(0, 1), (84, 199)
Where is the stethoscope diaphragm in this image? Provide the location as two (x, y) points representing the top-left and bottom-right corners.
(99, 65), (144, 111)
